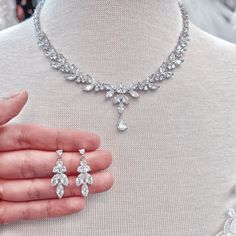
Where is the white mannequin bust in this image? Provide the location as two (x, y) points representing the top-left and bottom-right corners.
(1, 0), (236, 235)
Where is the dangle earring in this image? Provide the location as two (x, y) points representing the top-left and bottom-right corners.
(76, 149), (93, 197)
(51, 149), (69, 199)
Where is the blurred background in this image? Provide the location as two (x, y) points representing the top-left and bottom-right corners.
(0, 0), (235, 44)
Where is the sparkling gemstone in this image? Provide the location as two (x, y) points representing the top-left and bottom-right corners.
(64, 63), (70, 73)
(59, 173), (69, 186)
(64, 75), (77, 81)
(81, 183), (89, 197)
(117, 103), (125, 114)
(113, 95), (122, 104)
(83, 84), (95, 91)
(94, 86), (100, 92)
(56, 183), (64, 199)
(117, 119), (128, 131)
(117, 83), (127, 94)
(51, 62), (60, 69)
(51, 174), (60, 186)
(77, 164), (91, 173)
(85, 173), (93, 185)
(148, 83), (160, 90)
(76, 173), (85, 186)
(105, 90), (114, 98)
(175, 59), (182, 65)
(228, 209), (236, 217)
(122, 95), (129, 105)
(79, 149), (85, 155)
(56, 150), (63, 156)
(129, 90), (139, 98)
(53, 162), (67, 173)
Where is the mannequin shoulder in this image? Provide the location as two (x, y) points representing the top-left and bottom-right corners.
(0, 18), (38, 62)
(188, 23), (236, 68)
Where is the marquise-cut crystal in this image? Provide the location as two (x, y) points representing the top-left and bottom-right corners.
(83, 84), (95, 91)
(51, 62), (60, 69)
(60, 173), (69, 186)
(129, 90), (139, 98)
(64, 75), (77, 81)
(81, 183), (89, 197)
(51, 174), (60, 186)
(148, 83), (160, 90)
(56, 183), (64, 199)
(76, 173), (85, 186)
(86, 173), (93, 185)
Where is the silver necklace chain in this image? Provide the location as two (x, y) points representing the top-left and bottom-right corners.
(33, 1), (190, 132)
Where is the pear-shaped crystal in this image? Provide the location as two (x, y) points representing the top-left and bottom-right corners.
(117, 119), (128, 131)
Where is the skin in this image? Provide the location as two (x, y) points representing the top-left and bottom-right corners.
(0, 90), (113, 225)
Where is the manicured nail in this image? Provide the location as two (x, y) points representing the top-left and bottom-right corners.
(3, 90), (25, 100)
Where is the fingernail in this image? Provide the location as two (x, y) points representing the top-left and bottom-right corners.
(3, 90), (25, 100)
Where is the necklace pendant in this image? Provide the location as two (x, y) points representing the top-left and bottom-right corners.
(117, 118), (128, 132)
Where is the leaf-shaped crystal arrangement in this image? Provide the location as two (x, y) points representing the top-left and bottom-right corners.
(76, 149), (93, 197)
(216, 209), (236, 236)
(33, 1), (190, 132)
(51, 149), (69, 199)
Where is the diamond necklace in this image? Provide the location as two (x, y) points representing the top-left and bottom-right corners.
(33, 1), (190, 132)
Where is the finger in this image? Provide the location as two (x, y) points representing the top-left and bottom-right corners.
(0, 149), (112, 179)
(0, 172), (113, 202)
(0, 197), (85, 225)
(0, 123), (100, 151)
(0, 90), (28, 126)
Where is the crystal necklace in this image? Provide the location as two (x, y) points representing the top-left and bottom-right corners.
(33, 1), (190, 132)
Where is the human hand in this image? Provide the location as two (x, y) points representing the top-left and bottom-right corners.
(0, 90), (113, 224)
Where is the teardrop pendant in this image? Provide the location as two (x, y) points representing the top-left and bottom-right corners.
(117, 118), (128, 132)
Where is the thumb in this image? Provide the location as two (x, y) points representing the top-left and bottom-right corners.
(0, 90), (28, 126)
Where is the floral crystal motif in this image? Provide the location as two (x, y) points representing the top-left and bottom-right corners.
(76, 159), (93, 197)
(51, 159), (69, 199)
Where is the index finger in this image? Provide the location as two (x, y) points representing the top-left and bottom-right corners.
(0, 124), (100, 151)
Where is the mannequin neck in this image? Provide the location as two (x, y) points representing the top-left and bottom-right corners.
(41, 0), (181, 36)
(40, 0), (185, 84)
